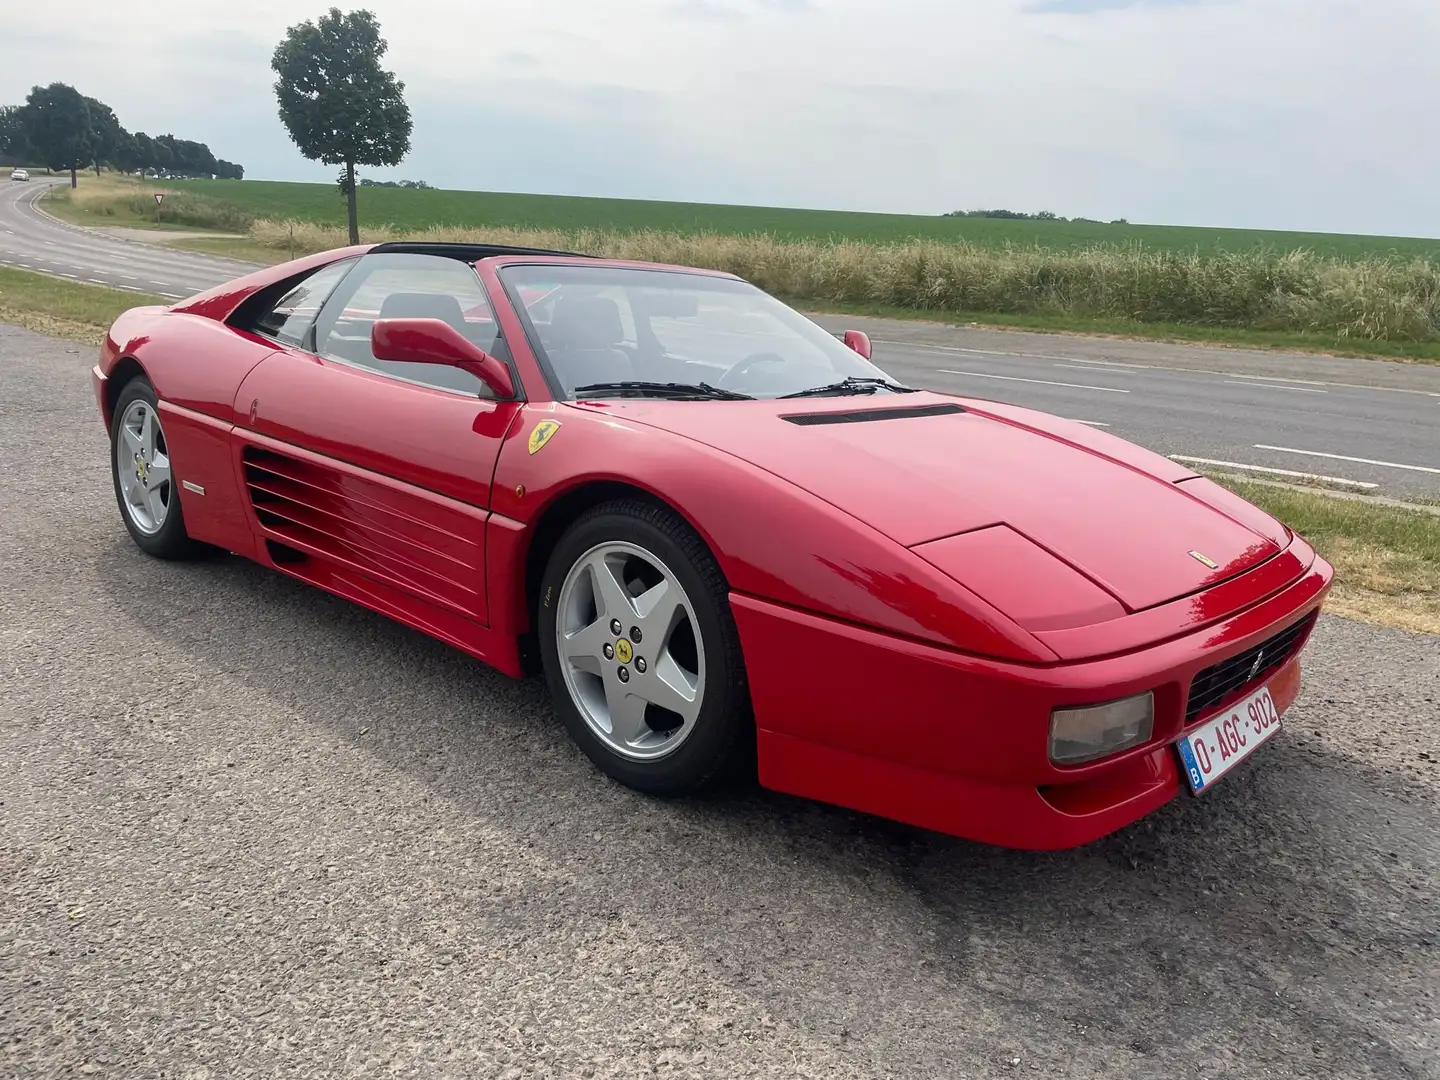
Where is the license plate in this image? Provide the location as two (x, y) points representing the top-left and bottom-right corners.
(1175, 682), (1283, 795)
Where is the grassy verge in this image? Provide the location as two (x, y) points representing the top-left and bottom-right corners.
(1206, 475), (1440, 635)
(168, 236), (293, 264)
(32, 177), (1440, 362)
(784, 298), (1440, 364)
(0, 267), (164, 345)
(155, 177), (1440, 261)
(162, 235), (1440, 363)
(40, 174), (254, 233)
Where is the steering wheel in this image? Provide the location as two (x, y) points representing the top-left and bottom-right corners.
(715, 351), (786, 391)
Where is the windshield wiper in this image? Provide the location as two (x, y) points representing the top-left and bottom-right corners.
(777, 376), (917, 399)
(573, 380), (754, 400)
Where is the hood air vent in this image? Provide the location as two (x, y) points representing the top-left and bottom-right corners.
(782, 403), (966, 426)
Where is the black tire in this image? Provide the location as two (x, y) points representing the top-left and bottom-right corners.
(109, 375), (203, 560)
(537, 499), (754, 795)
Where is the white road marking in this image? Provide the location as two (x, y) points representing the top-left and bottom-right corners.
(1212, 372), (1440, 398)
(85, 278), (108, 285)
(881, 340), (1155, 368)
(937, 369), (1131, 394)
(1169, 455), (1379, 491)
(1224, 380), (1328, 394)
(1052, 356), (1154, 370)
(1068, 419), (1111, 427)
(1053, 363), (1138, 375)
(1223, 373), (1333, 388)
(1254, 444), (1440, 475)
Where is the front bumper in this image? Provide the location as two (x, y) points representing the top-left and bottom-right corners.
(734, 550), (1332, 851)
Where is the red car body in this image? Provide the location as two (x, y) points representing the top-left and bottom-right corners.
(92, 243), (1333, 850)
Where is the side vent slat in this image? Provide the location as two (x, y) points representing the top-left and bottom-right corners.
(782, 403), (966, 426)
(241, 445), (486, 620)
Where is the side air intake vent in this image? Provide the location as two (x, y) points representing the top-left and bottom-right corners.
(241, 445), (487, 619)
(782, 403), (966, 426)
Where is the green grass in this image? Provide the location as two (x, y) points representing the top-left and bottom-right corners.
(0, 266), (164, 345)
(796, 297), (1440, 364)
(1208, 475), (1440, 634)
(48, 176), (1440, 360)
(157, 178), (1440, 260)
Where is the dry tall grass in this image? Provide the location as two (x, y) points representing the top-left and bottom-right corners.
(50, 175), (254, 232)
(249, 218), (1440, 343)
(45, 178), (1440, 344)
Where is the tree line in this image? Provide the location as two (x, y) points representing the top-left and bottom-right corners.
(0, 83), (244, 186)
(943, 208), (1131, 225)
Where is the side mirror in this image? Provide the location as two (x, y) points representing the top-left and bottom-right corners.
(371, 317), (515, 399)
(842, 329), (872, 361)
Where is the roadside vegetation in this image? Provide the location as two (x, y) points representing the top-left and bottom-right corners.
(1202, 477), (1440, 635)
(43, 175), (253, 233)
(43, 176), (1440, 362)
(158, 177), (1440, 260)
(0, 266), (164, 344)
(0, 262), (1434, 635)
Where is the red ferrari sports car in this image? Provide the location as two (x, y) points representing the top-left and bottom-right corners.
(93, 240), (1333, 850)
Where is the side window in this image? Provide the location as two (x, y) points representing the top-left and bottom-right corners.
(247, 259), (357, 346)
(312, 252), (505, 396)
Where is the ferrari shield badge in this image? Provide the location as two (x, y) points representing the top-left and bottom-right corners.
(1188, 550), (1219, 569)
(528, 420), (561, 455)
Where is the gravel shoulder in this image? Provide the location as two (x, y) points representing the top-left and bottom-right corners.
(2, 323), (1436, 1079)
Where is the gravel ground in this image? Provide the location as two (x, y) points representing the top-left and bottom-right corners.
(2, 323), (1437, 1079)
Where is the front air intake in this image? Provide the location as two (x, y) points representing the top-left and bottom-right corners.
(781, 403), (966, 426)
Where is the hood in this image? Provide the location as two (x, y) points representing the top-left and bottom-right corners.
(595, 393), (1288, 614)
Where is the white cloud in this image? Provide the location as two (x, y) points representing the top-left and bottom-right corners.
(3, 0), (1438, 236)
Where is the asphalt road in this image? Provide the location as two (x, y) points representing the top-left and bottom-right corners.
(3, 323), (1438, 1078)
(0, 178), (251, 301)
(3, 176), (1440, 500)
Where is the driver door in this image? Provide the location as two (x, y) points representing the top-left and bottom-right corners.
(231, 252), (523, 627)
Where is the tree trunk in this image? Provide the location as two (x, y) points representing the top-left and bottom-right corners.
(94, 161), (101, 177)
(345, 160), (359, 245)
(70, 166), (77, 188)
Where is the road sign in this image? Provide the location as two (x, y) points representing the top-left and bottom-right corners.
(154, 193), (164, 205)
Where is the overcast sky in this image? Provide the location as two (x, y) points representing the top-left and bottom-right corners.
(4, 0), (1438, 236)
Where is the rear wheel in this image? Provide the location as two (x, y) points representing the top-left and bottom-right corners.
(537, 500), (753, 794)
(110, 376), (201, 559)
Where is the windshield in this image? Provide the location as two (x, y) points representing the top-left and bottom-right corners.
(498, 264), (907, 400)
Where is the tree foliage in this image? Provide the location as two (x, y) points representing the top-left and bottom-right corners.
(0, 82), (244, 181)
(23, 83), (94, 186)
(271, 7), (412, 243)
(0, 105), (36, 164)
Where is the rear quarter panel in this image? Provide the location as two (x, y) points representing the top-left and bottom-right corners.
(113, 313), (284, 425)
(103, 310), (283, 558)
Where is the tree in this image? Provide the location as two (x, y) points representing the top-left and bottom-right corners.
(83, 96), (122, 176)
(0, 105), (35, 165)
(271, 7), (412, 244)
(22, 82), (94, 187)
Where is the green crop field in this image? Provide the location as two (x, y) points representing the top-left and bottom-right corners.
(157, 178), (1440, 260)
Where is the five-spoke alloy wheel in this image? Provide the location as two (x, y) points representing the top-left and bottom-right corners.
(538, 500), (753, 794)
(109, 376), (200, 559)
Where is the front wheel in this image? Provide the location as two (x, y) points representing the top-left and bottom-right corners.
(536, 500), (753, 795)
